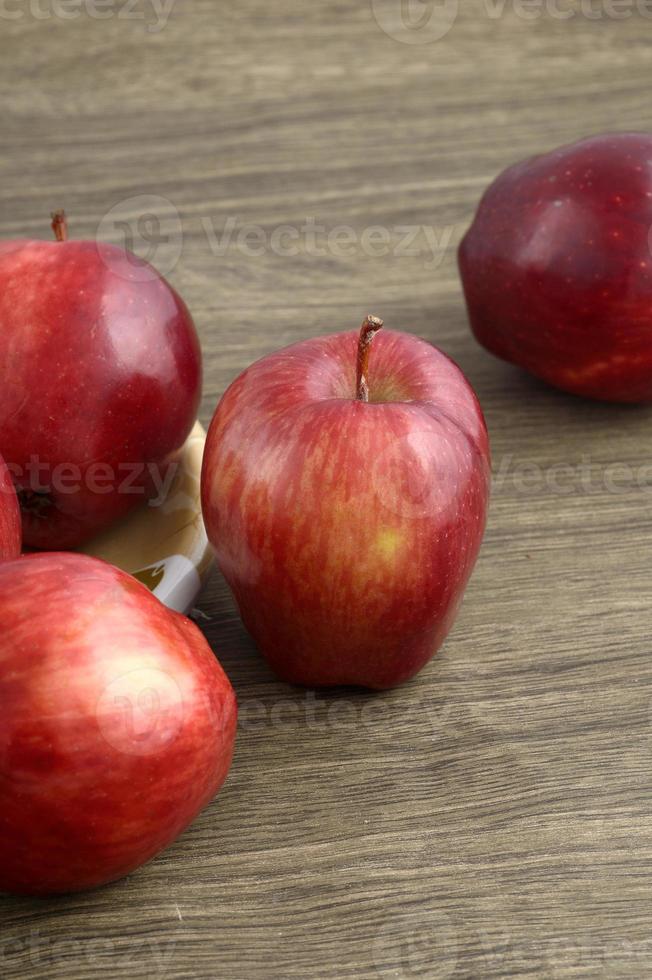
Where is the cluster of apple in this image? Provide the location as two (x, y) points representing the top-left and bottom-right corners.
(0, 212), (238, 897)
(0, 131), (647, 897)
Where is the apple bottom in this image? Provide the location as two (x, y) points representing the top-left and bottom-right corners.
(0, 686), (237, 898)
(468, 312), (652, 404)
(0, 742), (236, 898)
(230, 582), (469, 691)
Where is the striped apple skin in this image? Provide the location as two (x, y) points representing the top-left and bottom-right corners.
(202, 328), (490, 690)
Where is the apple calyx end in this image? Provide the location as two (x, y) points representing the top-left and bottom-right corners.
(17, 486), (54, 521)
(355, 314), (384, 402)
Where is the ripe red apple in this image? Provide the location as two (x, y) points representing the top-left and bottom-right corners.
(0, 552), (237, 896)
(0, 211), (201, 549)
(0, 451), (21, 559)
(201, 316), (490, 690)
(459, 132), (652, 402)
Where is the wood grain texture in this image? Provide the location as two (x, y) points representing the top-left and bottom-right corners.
(3, 2), (652, 977)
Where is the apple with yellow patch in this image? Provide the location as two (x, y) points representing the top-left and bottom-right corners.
(201, 317), (490, 689)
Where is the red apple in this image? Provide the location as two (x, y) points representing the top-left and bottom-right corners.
(0, 451), (21, 559)
(0, 211), (201, 549)
(459, 132), (652, 402)
(0, 552), (237, 896)
(201, 316), (490, 690)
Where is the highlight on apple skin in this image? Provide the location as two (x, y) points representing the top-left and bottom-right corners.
(0, 553), (237, 897)
(0, 211), (202, 550)
(0, 451), (21, 559)
(459, 132), (652, 403)
(201, 317), (490, 691)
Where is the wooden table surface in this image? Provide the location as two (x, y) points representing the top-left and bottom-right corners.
(3, 2), (652, 977)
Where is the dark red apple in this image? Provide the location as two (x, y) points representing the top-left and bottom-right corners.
(0, 451), (21, 559)
(0, 552), (237, 896)
(0, 211), (201, 549)
(201, 316), (490, 690)
(459, 132), (652, 402)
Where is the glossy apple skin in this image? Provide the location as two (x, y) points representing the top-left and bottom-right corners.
(201, 329), (490, 690)
(0, 553), (237, 897)
(459, 132), (652, 402)
(0, 452), (21, 559)
(0, 237), (201, 548)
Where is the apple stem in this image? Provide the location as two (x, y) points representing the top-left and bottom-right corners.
(355, 315), (384, 402)
(51, 210), (68, 242)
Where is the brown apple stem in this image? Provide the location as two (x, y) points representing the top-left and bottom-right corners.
(355, 315), (384, 402)
(51, 210), (68, 242)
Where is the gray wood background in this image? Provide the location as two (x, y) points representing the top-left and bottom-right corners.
(2, 2), (652, 977)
